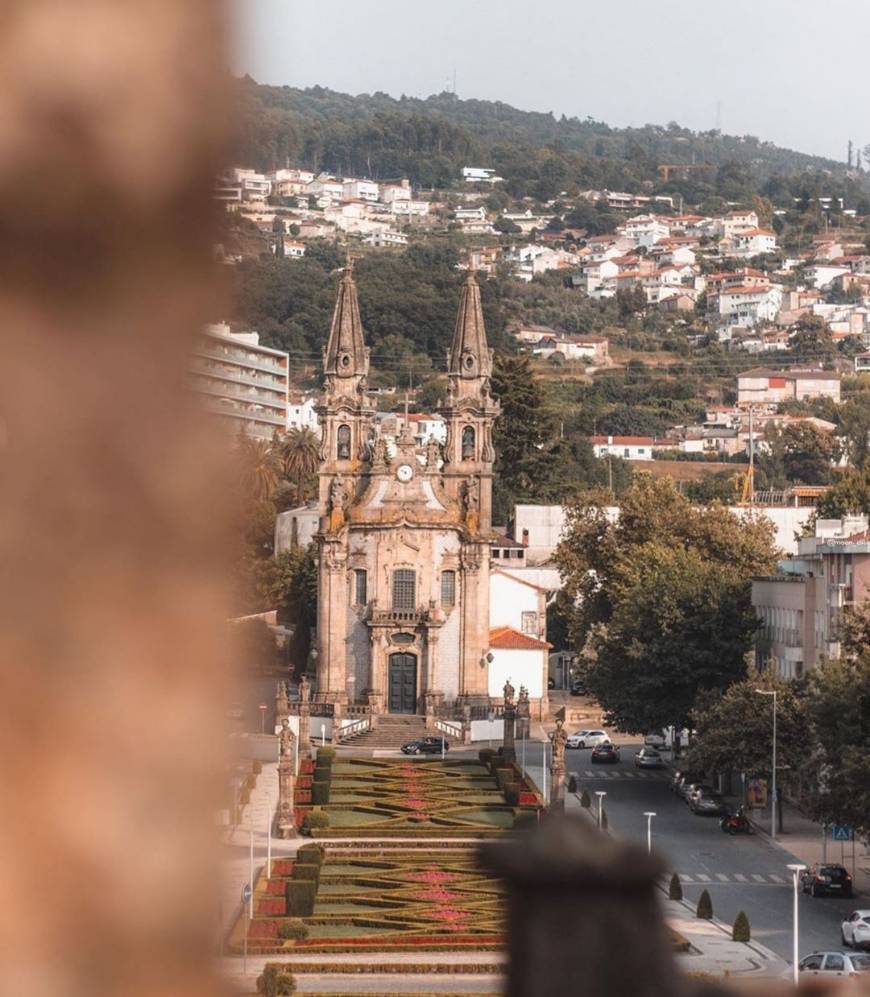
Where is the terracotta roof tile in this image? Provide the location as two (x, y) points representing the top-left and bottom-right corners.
(489, 626), (552, 651)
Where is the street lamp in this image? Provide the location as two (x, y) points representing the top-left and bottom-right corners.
(787, 863), (806, 987)
(644, 811), (656, 854)
(755, 688), (777, 839)
(595, 790), (607, 829)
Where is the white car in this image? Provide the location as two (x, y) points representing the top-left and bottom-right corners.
(842, 910), (870, 950)
(643, 732), (667, 749)
(797, 951), (870, 977)
(566, 729), (610, 749)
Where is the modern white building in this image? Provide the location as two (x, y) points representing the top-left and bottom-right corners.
(287, 396), (320, 435)
(343, 179), (380, 202)
(190, 324), (288, 439)
(462, 167), (504, 184)
(737, 367), (841, 406)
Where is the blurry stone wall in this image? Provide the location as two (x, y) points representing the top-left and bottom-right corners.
(0, 2), (237, 994)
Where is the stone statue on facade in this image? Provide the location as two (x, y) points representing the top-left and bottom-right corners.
(503, 677), (515, 707)
(276, 719), (297, 838)
(516, 685), (530, 741)
(425, 435), (440, 470)
(462, 476), (480, 533)
(549, 717), (568, 812)
(502, 679), (517, 764)
(279, 717), (296, 759)
(276, 680), (289, 724)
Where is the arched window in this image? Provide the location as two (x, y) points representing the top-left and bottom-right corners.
(337, 424), (351, 459)
(392, 569), (416, 611)
(461, 426), (475, 460)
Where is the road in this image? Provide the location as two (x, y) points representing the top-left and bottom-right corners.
(521, 740), (857, 964)
(227, 672), (295, 736)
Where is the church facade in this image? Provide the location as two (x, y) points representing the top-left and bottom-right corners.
(313, 265), (548, 719)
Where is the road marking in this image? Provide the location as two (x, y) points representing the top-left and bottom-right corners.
(751, 874), (766, 882)
(679, 874), (694, 883)
(734, 874), (748, 883)
(696, 874), (712, 882)
(768, 874), (785, 884)
(715, 874), (729, 882)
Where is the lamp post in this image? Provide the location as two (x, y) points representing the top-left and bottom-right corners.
(644, 811), (656, 854)
(787, 863), (806, 986)
(755, 688), (777, 839)
(595, 790), (607, 829)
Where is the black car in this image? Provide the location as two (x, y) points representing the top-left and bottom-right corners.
(591, 743), (620, 764)
(401, 736), (449, 756)
(801, 864), (853, 898)
(670, 770), (703, 796)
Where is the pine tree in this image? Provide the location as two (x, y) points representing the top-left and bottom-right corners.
(696, 889), (713, 919)
(668, 873), (683, 901)
(732, 911), (750, 942)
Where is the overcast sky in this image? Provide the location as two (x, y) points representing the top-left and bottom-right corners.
(230, 0), (869, 162)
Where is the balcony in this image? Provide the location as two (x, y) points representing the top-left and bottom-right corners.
(368, 607), (428, 626)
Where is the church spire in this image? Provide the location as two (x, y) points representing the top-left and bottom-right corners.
(448, 271), (491, 379)
(323, 259), (369, 379)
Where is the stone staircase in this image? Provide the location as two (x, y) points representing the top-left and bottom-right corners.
(342, 715), (457, 751)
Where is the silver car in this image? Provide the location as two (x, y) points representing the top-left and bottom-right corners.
(634, 747), (664, 769)
(797, 951), (870, 977)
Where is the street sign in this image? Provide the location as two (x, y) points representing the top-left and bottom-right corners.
(242, 883), (252, 905)
(258, 703), (268, 710)
(832, 824), (852, 842)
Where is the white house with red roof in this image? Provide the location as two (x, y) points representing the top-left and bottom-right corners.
(731, 228), (778, 257)
(487, 570), (551, 701)
(590, 435), (663, 460)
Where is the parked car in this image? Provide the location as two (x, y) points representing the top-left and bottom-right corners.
(801, 864), (853, 898)
(591, 743), (620, 764)
(401, 736), (449, 756)
(634, 747), (664, 769)
(670, 770), (702, 796)
(680, 780), (711, 804)
(797, 951), (870, 977)
(569, 681), (587, 696)
(689, 788), (728, 816)
(842, 910), (870, 950)
(566, 729), (610, 749)
(643, 732), (667, 749)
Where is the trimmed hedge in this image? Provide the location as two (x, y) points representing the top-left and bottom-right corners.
(257, 964), (296, 995)
(668, 873), (683, 901)
(301, 810), (329, 833)
(296, 843), (325, 867)
(503, 783), (519, 807)
(567, 775), (577, 794)
(580, 789), (591, 808)
(478, 748), (495, 766)
(513, 811), (538, 831)
(696, 889), (713, 920)
(317, 747), (337, 762)
(732, 911), (750, 942)
(285, 880), (316, 917)
(495, 768), (512, 791)
(277, 919), (309, 942)
(291, 863), (320, 887)
(311, 780), (330, 805)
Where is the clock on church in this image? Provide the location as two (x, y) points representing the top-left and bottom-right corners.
(396, 463), (414, 483)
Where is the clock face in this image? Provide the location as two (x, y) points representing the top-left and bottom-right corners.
(396, 463), (414, 483)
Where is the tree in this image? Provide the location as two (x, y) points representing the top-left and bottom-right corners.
(759, 422), (839, 486)
(791, 314), (834, 362)
(816, 465), (870, 519)
(554, 477), (777, 733)
(237, 434), (281, 503)
(278, 428), (321, 505)
(687, 670), (808, 782)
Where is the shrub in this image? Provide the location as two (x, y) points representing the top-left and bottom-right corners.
(317, 747), (336, 762)
(285, 879), (316, 917)
(301, 809), (329, 833)
(495, 768), (512, 791)
(257, 964), (297, 996)
(296, 843), (325, 867)
(478, 748), (495, 766)
(580, 789), (591, 808)
(568, 775), (577, 794)
(277, 919), (309, 942)
(512, 811), (538, 831)
(311, 780), (330, 805)
(668, 873), (683, 901)
(732, 911), (750, 942)
(696, 889), (713, 920)
(504, 783), (519, 807)
(291, 863), (320, 885)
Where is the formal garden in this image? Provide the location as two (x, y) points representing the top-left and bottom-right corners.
(293, 749), (541, 838)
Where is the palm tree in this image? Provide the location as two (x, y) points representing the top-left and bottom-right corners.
(237, 434), (281, 503)
(278, 428), (321, 503)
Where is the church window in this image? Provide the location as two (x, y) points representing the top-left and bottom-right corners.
(354, 569), (367, 606)
(392, 569), (416, 611)
(461, 426), (475, 460)
(441, 570), (456, 608)
(521, 611), (538, 635)
(337, 424), (351, 459)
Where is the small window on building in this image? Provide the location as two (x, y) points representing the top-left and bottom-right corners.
(392, 569), (416, 611)
(461, 426), (475, 460)
(337, 424), (351, 459)
(521, 611), (538, 635)
(492, 549), (501, 558)
(354, 569), (367, 606)
(441, 570), (456, 608)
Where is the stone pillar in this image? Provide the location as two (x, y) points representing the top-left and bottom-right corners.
(549, 718), (567, 813)
(275, 680), (289, 728)
(516, 685), (530, 742)
(276, 720), (297, 839)
(502, 678), (517, 763)
(480, 818), (685, 997)
(298, 675), (312, 761)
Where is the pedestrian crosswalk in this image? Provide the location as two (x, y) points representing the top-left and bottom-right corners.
(671, 872), (789, 886)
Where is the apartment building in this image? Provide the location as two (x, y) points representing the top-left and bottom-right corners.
(752, 515), (870, 678)
(737, 367), (842, 406)
(190, 323), (288, 439)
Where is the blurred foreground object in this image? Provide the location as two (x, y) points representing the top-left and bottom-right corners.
(0, 2), (234, 995)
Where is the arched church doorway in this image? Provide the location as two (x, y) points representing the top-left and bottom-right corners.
(388, 652), (417, 714)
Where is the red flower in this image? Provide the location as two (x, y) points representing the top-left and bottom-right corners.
(413, 889), (462, 902)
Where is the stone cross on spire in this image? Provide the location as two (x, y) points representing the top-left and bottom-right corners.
(448, 271), (492, 380)
(323, 259), (369, 379)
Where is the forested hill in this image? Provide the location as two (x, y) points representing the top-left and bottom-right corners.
(234, 77), (852, 202)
